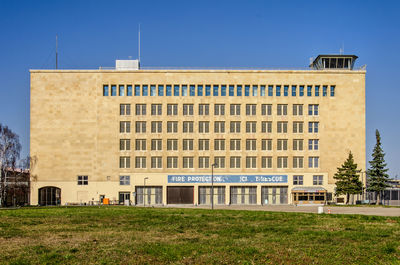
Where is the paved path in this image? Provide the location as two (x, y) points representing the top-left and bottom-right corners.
(161, 204), (400, 217)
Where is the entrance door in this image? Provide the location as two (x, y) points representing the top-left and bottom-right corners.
(167, 186), (194, 204)
(38, 187), (61, 206)
(119, 192), (130, 204)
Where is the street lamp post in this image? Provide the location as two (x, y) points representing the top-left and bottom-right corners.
(144, 177), (148, 207)
(211, 163), (217, 210)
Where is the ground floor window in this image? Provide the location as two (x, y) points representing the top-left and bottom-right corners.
(293, 192), (326, 204)
(118, 192), (130, 204)
(261, 186), (288, 205)
(230, 186), (256, 205)
(38, 187), (61, 206)
(198, 186), (225, 205)
(135, 186), (162, 205)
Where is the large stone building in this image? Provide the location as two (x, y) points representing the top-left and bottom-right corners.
(30, 55), (366, 206)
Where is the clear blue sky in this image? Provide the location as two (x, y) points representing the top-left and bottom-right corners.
(0, 0), (399, 177)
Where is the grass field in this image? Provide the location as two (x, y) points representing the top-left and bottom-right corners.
(0, 207), (399, 264)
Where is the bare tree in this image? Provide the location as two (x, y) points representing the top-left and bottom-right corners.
(0, 123), (21, 207)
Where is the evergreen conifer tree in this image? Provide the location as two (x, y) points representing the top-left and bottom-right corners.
(333, 151), (363, 204)
(367, 130), (389, 205)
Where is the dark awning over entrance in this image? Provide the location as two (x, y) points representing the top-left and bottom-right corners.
(291, 187), (326, 193)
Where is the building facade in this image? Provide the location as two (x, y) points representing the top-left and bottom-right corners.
(30, 55), (366, 206)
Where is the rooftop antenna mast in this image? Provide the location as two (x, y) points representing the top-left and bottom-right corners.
(56, 35), (58, 69)
(138, 24), (141, 64)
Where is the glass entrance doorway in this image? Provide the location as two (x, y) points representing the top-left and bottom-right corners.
(261, 186), (288, 205)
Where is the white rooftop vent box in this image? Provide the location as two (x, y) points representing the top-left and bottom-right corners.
(115, 59), (140, 70)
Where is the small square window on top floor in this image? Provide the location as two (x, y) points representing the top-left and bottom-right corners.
(77, 175), (88, 185)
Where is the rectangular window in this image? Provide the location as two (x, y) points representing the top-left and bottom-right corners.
(111, 85), (117, 96)
(276, 85), (281, 96)
(237, 85), (242, 96)
(277, 139), (288, 151)
(246, 156), (257, 168)
(151, 104), (162, 115)
(190, 85), (196, 96)
(308, 122), (319, 133)
(183, 121), (194, 133)
(313, 175), (323, 185)
(246, 121), (256, 133)
(205, 85), (211, 96)
(292, 85), (297, 96)
(230, 156), (241, 168)
(230, 104), (240, 115)
(277, 104), (288, 115)
(260, 85), (266, 96)
(120, 121), (131, 133)
(277, 122), (288, 133)
(307, 85), (312, 97)
(230, 121), (241, 133)
(158, 85), (164, 96)
(308, 157), (319, 168)
(119, 175), (130, 185)
(151, 121), (162, 133)
(173, 85), (179, 96)
(277, 156), (288, 168)
(127, 85), (132, 96)
(308, 104), (319, 115)
(142, 85), (148, 96)
(214, 156), (225, 168)
(214, 139), (225, 151)
(244, 85), (250, 96)
(151, 139), (162, 151)
(293, 122), (304, 133)
(284, 85), (289, 96)
(261, 104), (272, 116)
(214, 121), (225, 133)
(167, 139), (178, 151)
(119, 85), (125, 96)
(120, 139), (131, 151)
(293, 139), (303, 151)
(322, 85), (327, 96)
(135, 156), (146, 168)
(167, 104), (178, 116)
(246, 104), (256, 115)
(182, 85), (188, 96)
(213, 85), (219, 96)
(135, 104), (146, 115)
(120, 156), (131, 168)
(315, 85), (320, 96)
(261, 139), (272, 151)
(229, 85), (234, 96)
(261, 157), (272, 168)
(214, 104), (225, 115)
(183, 157), (194, 168)
(221, 85), (226, 96)
(183, 104), (194, 115)
(252, 85), (258, 96)
(198, 85), (203, 96)
(167, 121), (178, 133)
(330, 86), (335, 97)
(150, 85), (156, 96)
(120, 104), (131, 115)
(135, 121), (146, 133)
(77, 175), (88, 185)
(199, 156), (210, 168)
(299, 85), (304, 96)
(293, 104), (303, 116)
(134, 85), (140, 96)
(151, 157), (162, 169)
(261, 121), (272, 133)
(268, 85), (273, 96)
(103, 85), (109, 96)
(199, 104), (210, 115)
(230, 139), (241, 151)
(198, 121), (210, 133)
(308, 139), (319, 150)
(245, 139), (257, 151)
(135, 139), (146, 151)
(293, 157), (304, 169)
(293, 175), (303, 185)
(167, 157), (178, 168)
(198, 139), (210, 151)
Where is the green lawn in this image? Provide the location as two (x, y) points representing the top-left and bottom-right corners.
(0, 207), (399, 264)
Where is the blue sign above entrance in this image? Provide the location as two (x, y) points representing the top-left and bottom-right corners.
(168, 175), (288, 184)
